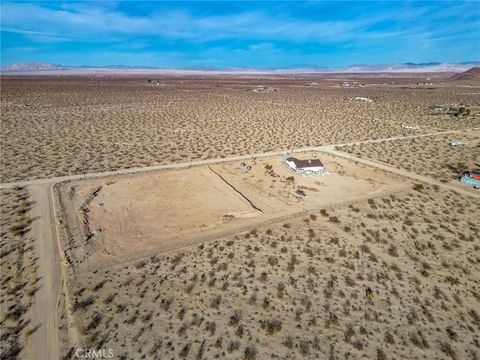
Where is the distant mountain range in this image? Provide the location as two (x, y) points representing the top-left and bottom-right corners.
(1, 61), (479, 74)
(1, 62), (67, 72)
(449, 67), (480, 81)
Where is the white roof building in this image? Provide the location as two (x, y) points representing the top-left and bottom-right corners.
(285, 156), (325, 174)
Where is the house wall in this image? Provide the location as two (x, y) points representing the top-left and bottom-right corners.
(286, 160), (297, 170)
(285, 159), (324, 174)
(298, 166), (324, 173)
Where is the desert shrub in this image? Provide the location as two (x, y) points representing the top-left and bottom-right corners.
(299, 339), (310, 355)
(344, 324), (355, 342)
(263, 297), (271, 309)
(360, 244), (371, 254)
(205, 321), (216, 336)
(413, 184), (424, 191)
(73, 295), (95, 312)
(235, 324), (244, 338)
(261, 318), (282, 335)
(439, 341), (456, 359)
(325, 312), (338, 328)
(377, 348), (387, 360)
(409, 330), (429, 349)
(229, 311), (242, 327)
(210, 295), (222, 309)
(244, 346), (257, 360)
(179, 343), (191, 358)
(228, 341), (240, 353)
(385, 331), (395, 344)
(353, 339), (364, 350)
(85, 313), (102, 332)
(388, 245), (399, 257)
(283, 336), (294, 349)
(345, 276), (356, 287)
(268, 256), (278, 266)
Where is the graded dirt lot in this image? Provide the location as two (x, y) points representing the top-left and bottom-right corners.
(339, 130), (480, 183)
(62, 185), (480, 360)
(1, 75), (479, 183)
(58, 152), (408, 270)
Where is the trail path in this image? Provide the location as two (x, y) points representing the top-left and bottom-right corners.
(10, 127), (478, 359)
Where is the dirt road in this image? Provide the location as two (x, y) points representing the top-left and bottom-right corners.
(0, 128), (477, 190)
(25, 185), (62, 360)
(320, 148), (480, 198)
(7, 127), (478, 359)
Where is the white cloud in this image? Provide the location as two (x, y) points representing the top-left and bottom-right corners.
(1, 1), (478, 50)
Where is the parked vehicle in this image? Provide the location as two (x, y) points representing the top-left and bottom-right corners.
(460, 171), (480, 189)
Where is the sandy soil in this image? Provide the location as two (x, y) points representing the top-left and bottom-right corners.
(0, 188), (39, 359)
(61, 184), (480, 359)
(2, 76), (479, 183)
(58, 153), (407, 270)
(339, 130), (480, 183)
(1, 75), (479, 360)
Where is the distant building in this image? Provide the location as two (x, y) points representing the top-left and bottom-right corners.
(347, 96), (373, 103)
(450, 140), (464, 147)
(284, 156), (325, 174)
(253, 86), (276, 93)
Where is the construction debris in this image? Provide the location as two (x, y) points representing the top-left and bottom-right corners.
(240, 162), (252, 171)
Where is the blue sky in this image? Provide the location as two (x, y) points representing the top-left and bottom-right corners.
(1, 1), (479, 68)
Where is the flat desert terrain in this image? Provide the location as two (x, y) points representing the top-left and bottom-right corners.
(57, 153), (407, 270)
(0, 188), (38, 358)
(61, 184), (480, 360)
(1, 76), (479, 183)
(339, 130), (480, 183)
(0, 74), (479, 360)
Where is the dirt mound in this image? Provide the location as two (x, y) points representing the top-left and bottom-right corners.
(448, 67), (480, 82)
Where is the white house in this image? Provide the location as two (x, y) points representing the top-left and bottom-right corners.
(285, 156), (325, 174)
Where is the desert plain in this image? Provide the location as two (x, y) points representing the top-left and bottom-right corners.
(0, 72), (479, 360)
